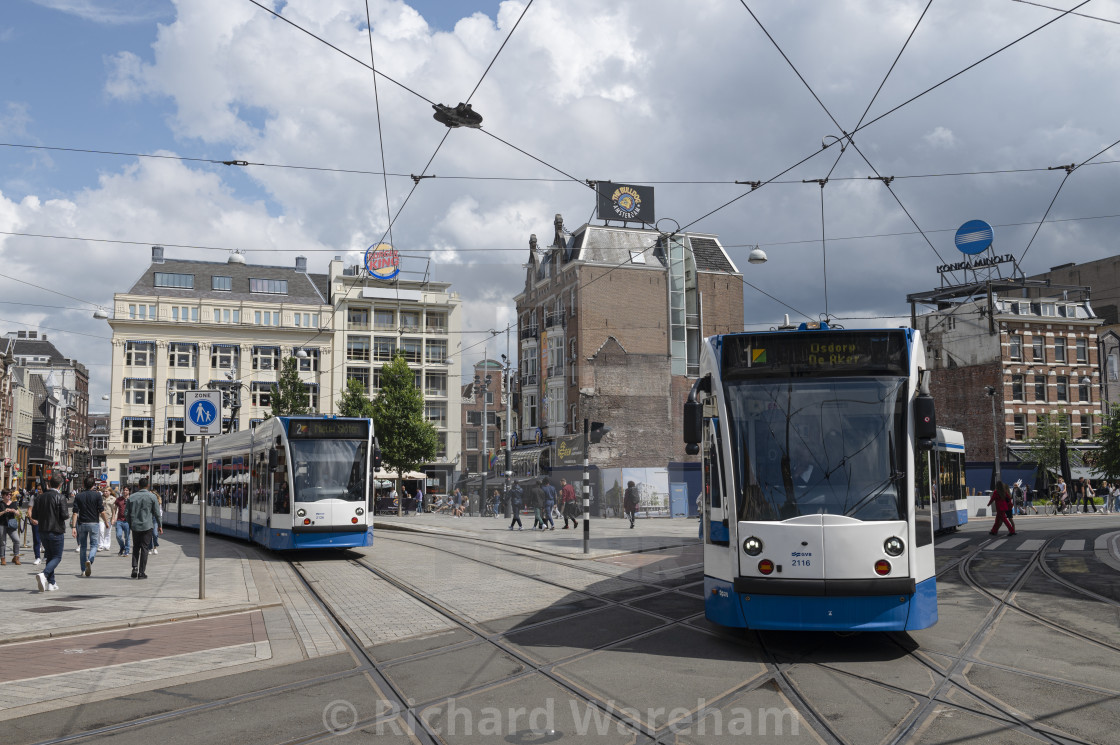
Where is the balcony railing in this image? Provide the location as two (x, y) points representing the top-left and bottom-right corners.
(520, 324), (539, 339)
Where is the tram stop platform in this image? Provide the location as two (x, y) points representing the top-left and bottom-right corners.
(0, 528), (345, 722)
(373, 511), (702, 559)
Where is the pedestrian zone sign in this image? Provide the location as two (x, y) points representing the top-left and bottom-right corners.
(185, 390), (222, 436)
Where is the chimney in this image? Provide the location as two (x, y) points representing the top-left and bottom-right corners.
(152, 246), (165, 263)
(295, 256), (307, 273)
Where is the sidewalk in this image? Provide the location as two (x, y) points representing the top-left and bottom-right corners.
(0, 528), (344, 720)
(374, 512), (701, 558)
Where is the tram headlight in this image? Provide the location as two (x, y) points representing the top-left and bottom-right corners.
(758, 559), (775, 575)
(742, 536), (764, 556)
(884, 537), (905, 557)
(355, 507), (365, 516)
(874, 559), (891, 576)
(296, 508), (306, 518)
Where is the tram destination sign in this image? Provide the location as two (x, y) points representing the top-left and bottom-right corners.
(288, 419), (369, 440)
(723, 330), (908, 378)
(937, 252), (1015, 275)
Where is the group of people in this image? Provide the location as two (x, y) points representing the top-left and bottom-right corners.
(0, 474), (164, 592)
(1051, 475), (1119, 514)
(507, 477), (582, 531)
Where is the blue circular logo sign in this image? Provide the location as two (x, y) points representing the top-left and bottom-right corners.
(188, 399), (218, 427)
(955, 219), (994, 255)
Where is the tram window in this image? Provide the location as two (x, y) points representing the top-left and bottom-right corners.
(182, 459), (200, 504)
(705, 441), (722, 509)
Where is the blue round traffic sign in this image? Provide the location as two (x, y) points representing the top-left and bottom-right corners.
(188, 399), (218, 426)
(955, 219), (994, 255)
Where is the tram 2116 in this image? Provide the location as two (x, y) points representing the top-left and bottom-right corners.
(684, 324), (939, 631)
(126, 416), (380, 551)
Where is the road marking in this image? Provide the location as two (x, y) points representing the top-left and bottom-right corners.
(938, 537), (968, 549)
(1016, 539), (1044, 551)
(1060, 540), (1085, 552)
(984, 539), (1007, 550)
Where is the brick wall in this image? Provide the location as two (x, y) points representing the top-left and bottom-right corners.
(930, 362), (1003, 461)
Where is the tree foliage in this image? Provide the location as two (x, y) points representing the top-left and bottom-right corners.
(372, 354), (438, 479)
(270, 356), (310, 417)
(1023, 412), (1070, 481)
(1092, 404), (1120, 481)
(337, 377), (376, 419)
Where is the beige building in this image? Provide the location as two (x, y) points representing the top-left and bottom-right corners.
(104, 248), (462, 493)
(104, 248), (332, 484)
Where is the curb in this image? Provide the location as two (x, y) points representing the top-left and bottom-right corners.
(4, 602), (282, 647)
(372, 520), (696, 561)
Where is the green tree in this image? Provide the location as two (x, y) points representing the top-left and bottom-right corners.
(1092, 404), (1120, 481)
(372, 354), (438, 513)
(1023, 412), (1070, 484)
(270, 356), (310, 417)
(337, 378), (376, 419)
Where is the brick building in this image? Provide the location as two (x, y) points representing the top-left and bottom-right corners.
(513, 213), (743, 479)
(910, 278), (1101, 465)
(459, 358), (508, 483)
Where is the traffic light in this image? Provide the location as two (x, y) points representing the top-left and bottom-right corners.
(589, 422), (611, 444)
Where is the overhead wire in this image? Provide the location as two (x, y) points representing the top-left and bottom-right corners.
(677, 0), (1094, 236)
(1018, 134), (1120, 265)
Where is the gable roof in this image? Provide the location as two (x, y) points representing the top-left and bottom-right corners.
(126, 259), (327, 305)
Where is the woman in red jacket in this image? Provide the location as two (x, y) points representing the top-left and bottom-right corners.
(988, 481), (1016, 536)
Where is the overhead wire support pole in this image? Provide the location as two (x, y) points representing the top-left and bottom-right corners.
(803, 178), (830, 319)
(582, 418), (590, 555)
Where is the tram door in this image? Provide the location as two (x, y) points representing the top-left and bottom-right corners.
(249, 449), (269, 543)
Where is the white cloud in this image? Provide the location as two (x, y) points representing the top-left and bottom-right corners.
(923, 126), (956, 149)
(30, 0), (171, 25)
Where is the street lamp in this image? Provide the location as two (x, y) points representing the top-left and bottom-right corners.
(985, 385), (1001, 485)
(474, 370), (492, 517)
(492, 327), (514, 518)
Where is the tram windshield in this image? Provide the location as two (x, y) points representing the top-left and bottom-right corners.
(289, 439), (368, 502)
(726, 376), (908, 522)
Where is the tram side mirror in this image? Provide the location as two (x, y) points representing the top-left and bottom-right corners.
(915, 394), (936, 450)
(684, 401), (703, 455)
(372, 445), (383, 470)
(268, 449), (279, 471)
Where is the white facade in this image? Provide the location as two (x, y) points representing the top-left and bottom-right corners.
(325, 259), (462, 494)
(104, 252), (331, 484)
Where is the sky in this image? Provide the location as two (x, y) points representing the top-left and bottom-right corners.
(2, 0), (1119, 404)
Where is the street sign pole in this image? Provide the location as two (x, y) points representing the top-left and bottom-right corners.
(184, 390), (221, 601)
(199, 437), (206, 600)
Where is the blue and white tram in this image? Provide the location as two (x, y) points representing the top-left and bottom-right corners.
(126, 416), (377, 550)
(684, 324), (940, 631)
(928, 428), (968, 533)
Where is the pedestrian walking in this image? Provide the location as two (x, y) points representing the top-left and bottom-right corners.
(114, 487), (131, 555)
(125, 477), (163, 580)
(149, 492), (162, 554)
(1111, 482), (1120, 513)
(99, 485), (116, 555)
(1024, 482), (1037, 514)
(528, 480), (544, 529)
(1, 489), (21, 566)
(559, 478), (578, 529)
(987, 480), (1016, 536)
(1079, 477), (1098, 513)
(25, 487), (43, 564)
(508, 482), (524, 530)
(71, 476), (107, 578)
(540, 477), (556, 530)
(30, 473), (69, 592)
(624, 481), (640, 529)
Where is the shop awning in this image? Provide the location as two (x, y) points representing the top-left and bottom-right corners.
(374, 468), (426, 480)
